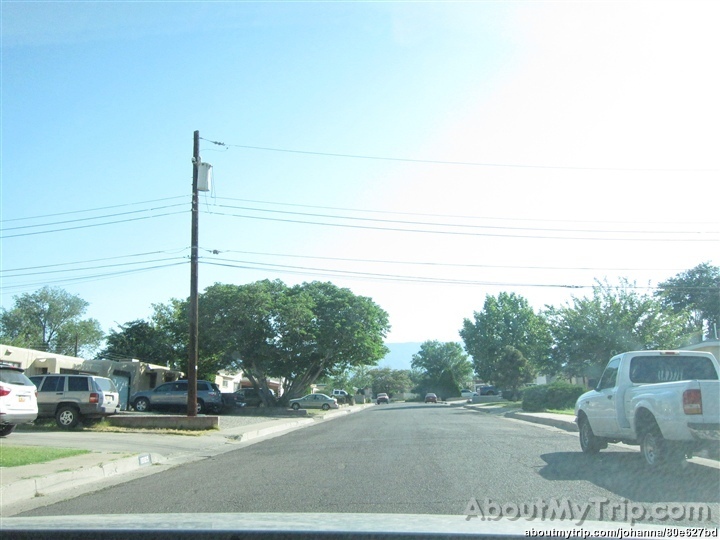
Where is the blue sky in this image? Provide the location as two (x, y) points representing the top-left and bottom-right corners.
(2, 1), (718, 347)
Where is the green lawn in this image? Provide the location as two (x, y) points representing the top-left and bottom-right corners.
(0, 445), (91, 467)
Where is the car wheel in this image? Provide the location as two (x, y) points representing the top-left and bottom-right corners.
(0, 424), (16, 437)
(196, 400), (205, 414)
(322, 403), (330, 411)
(291, 403), (300, 410)
(56, 405), (80, 429)
(578, 415), (602, 454)
(640, 423), (683, 469)
(133, 397), (150, 412)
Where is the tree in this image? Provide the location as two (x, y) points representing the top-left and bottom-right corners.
(366, 367), (413, 397)
(99, 319), (179, 365)
(411, 341), (473, 398)
(655, 262), (720, 341)
(0, 286), (103, 357)
(158, 280), (391, 405)
(545, 279), (689, 378)
(491, 346), (535, 397)
(460, 292), (552, 380)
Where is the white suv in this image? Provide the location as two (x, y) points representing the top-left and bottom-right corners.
(0, 364), (38, 437)
(29, 374), (120, 428)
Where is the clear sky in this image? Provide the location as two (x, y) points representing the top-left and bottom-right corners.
(2, 1), (718, 347)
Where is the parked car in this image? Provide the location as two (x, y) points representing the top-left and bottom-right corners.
(376, 393), (390, 404)
(288, 393), (338, 410)
(424, 393), (438, 403)
(460, 389), (478, 399)
(29, 374), (120, 428)
(130, 380), (223, 414)
(477, 385), (499, 396)
(0, 364), (38, 436)
(226, 387), (274, 408)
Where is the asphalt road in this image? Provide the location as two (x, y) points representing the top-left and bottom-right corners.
(18, 404), (720, 527)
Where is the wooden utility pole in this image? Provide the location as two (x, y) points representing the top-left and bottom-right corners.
(187, 130), (200, 416)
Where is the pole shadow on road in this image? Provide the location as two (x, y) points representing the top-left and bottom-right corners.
(538, 451), (720, 504)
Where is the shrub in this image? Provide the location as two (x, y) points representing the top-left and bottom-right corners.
(522, 381), (586, 412)
(522, 385), (548, 412)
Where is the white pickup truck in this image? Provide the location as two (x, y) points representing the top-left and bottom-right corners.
(574, 350), (719, 468)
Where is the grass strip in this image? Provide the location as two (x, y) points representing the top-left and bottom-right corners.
(0, 446), (91, 467)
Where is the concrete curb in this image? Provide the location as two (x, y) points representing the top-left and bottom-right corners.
(504, 411), (578, 432)
(1, 453), (166, 507)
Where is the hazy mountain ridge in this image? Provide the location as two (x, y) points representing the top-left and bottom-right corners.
(378, 342), (422, 371)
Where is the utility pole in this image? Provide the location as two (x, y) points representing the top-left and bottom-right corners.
(187, 130), (200, 417)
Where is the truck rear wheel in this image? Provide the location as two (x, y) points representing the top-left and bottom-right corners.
(578, 415), (603, 454)
(640, 423), (685, 469)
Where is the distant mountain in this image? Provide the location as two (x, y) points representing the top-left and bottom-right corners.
(378, 342), (422, 371)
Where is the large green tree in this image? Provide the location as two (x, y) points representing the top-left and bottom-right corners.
(655, 262), (720, 341)
(546, 279), (689, 378)
(0, 286), (103, 357)
(99, 319), (178, 365)
(411, 340), (473, 399)
(156, 279), (390, 405)
(460, 292), (553, 380)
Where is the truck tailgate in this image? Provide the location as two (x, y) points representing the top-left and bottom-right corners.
(698, 380), (720, 421)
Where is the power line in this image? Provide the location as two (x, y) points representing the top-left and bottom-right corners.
(0, 210), (186, 239)
(0, 262), (187, 292)
(202, 258), (717, 291)
(0, 196), (188, 224)
(211, 196), (718, 227)
(1, 256), (187, 279)
(203, 248), (691, 273)
(200, 138), (716, 173)
(206, 202), (715, 237)
(201, 209), (718, 242)
(1, 203), (187, 232)
(1, 249), (189, 274)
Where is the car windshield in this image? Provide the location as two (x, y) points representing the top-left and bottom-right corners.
(1, 1), (719, 537)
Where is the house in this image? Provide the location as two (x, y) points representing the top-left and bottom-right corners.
(0, 344), (183, 410)
(681, 339), (720, 361)
(214, 370), (283, 396)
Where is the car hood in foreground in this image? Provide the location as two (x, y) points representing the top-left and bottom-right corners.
(2, 512), (682, 539)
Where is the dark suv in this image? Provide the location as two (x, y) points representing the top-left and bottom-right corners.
(29, 374), (120, 428)
(130, 380), (223, 414)
(227, 387), (274, 408)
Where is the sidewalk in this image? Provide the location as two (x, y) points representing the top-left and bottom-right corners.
(0, 403), (373, 514)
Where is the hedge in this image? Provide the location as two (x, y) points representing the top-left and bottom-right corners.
(522, 381), (587, 412)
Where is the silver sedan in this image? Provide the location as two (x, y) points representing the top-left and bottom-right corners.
(288, 393), (339, 411)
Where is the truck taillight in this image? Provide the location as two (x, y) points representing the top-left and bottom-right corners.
(683, 389), (702, 415)
(89, 392), (99, 404)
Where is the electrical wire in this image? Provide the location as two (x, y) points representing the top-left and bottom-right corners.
(1, 249), (189, 274)
(201, 209), (717, 242)
(1, 256), (187, 279)
(1, 203), (187, 232)
(0, 210), (186, 239)
(200, 138), (716, 173)
(206, 202), (715, 236)
(201, 258), (717, 291)
(0, 196), (188, 224)
(211, 196), (718, 227)
(202, 248), (691, 273)
(0, 262), (187, 292)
